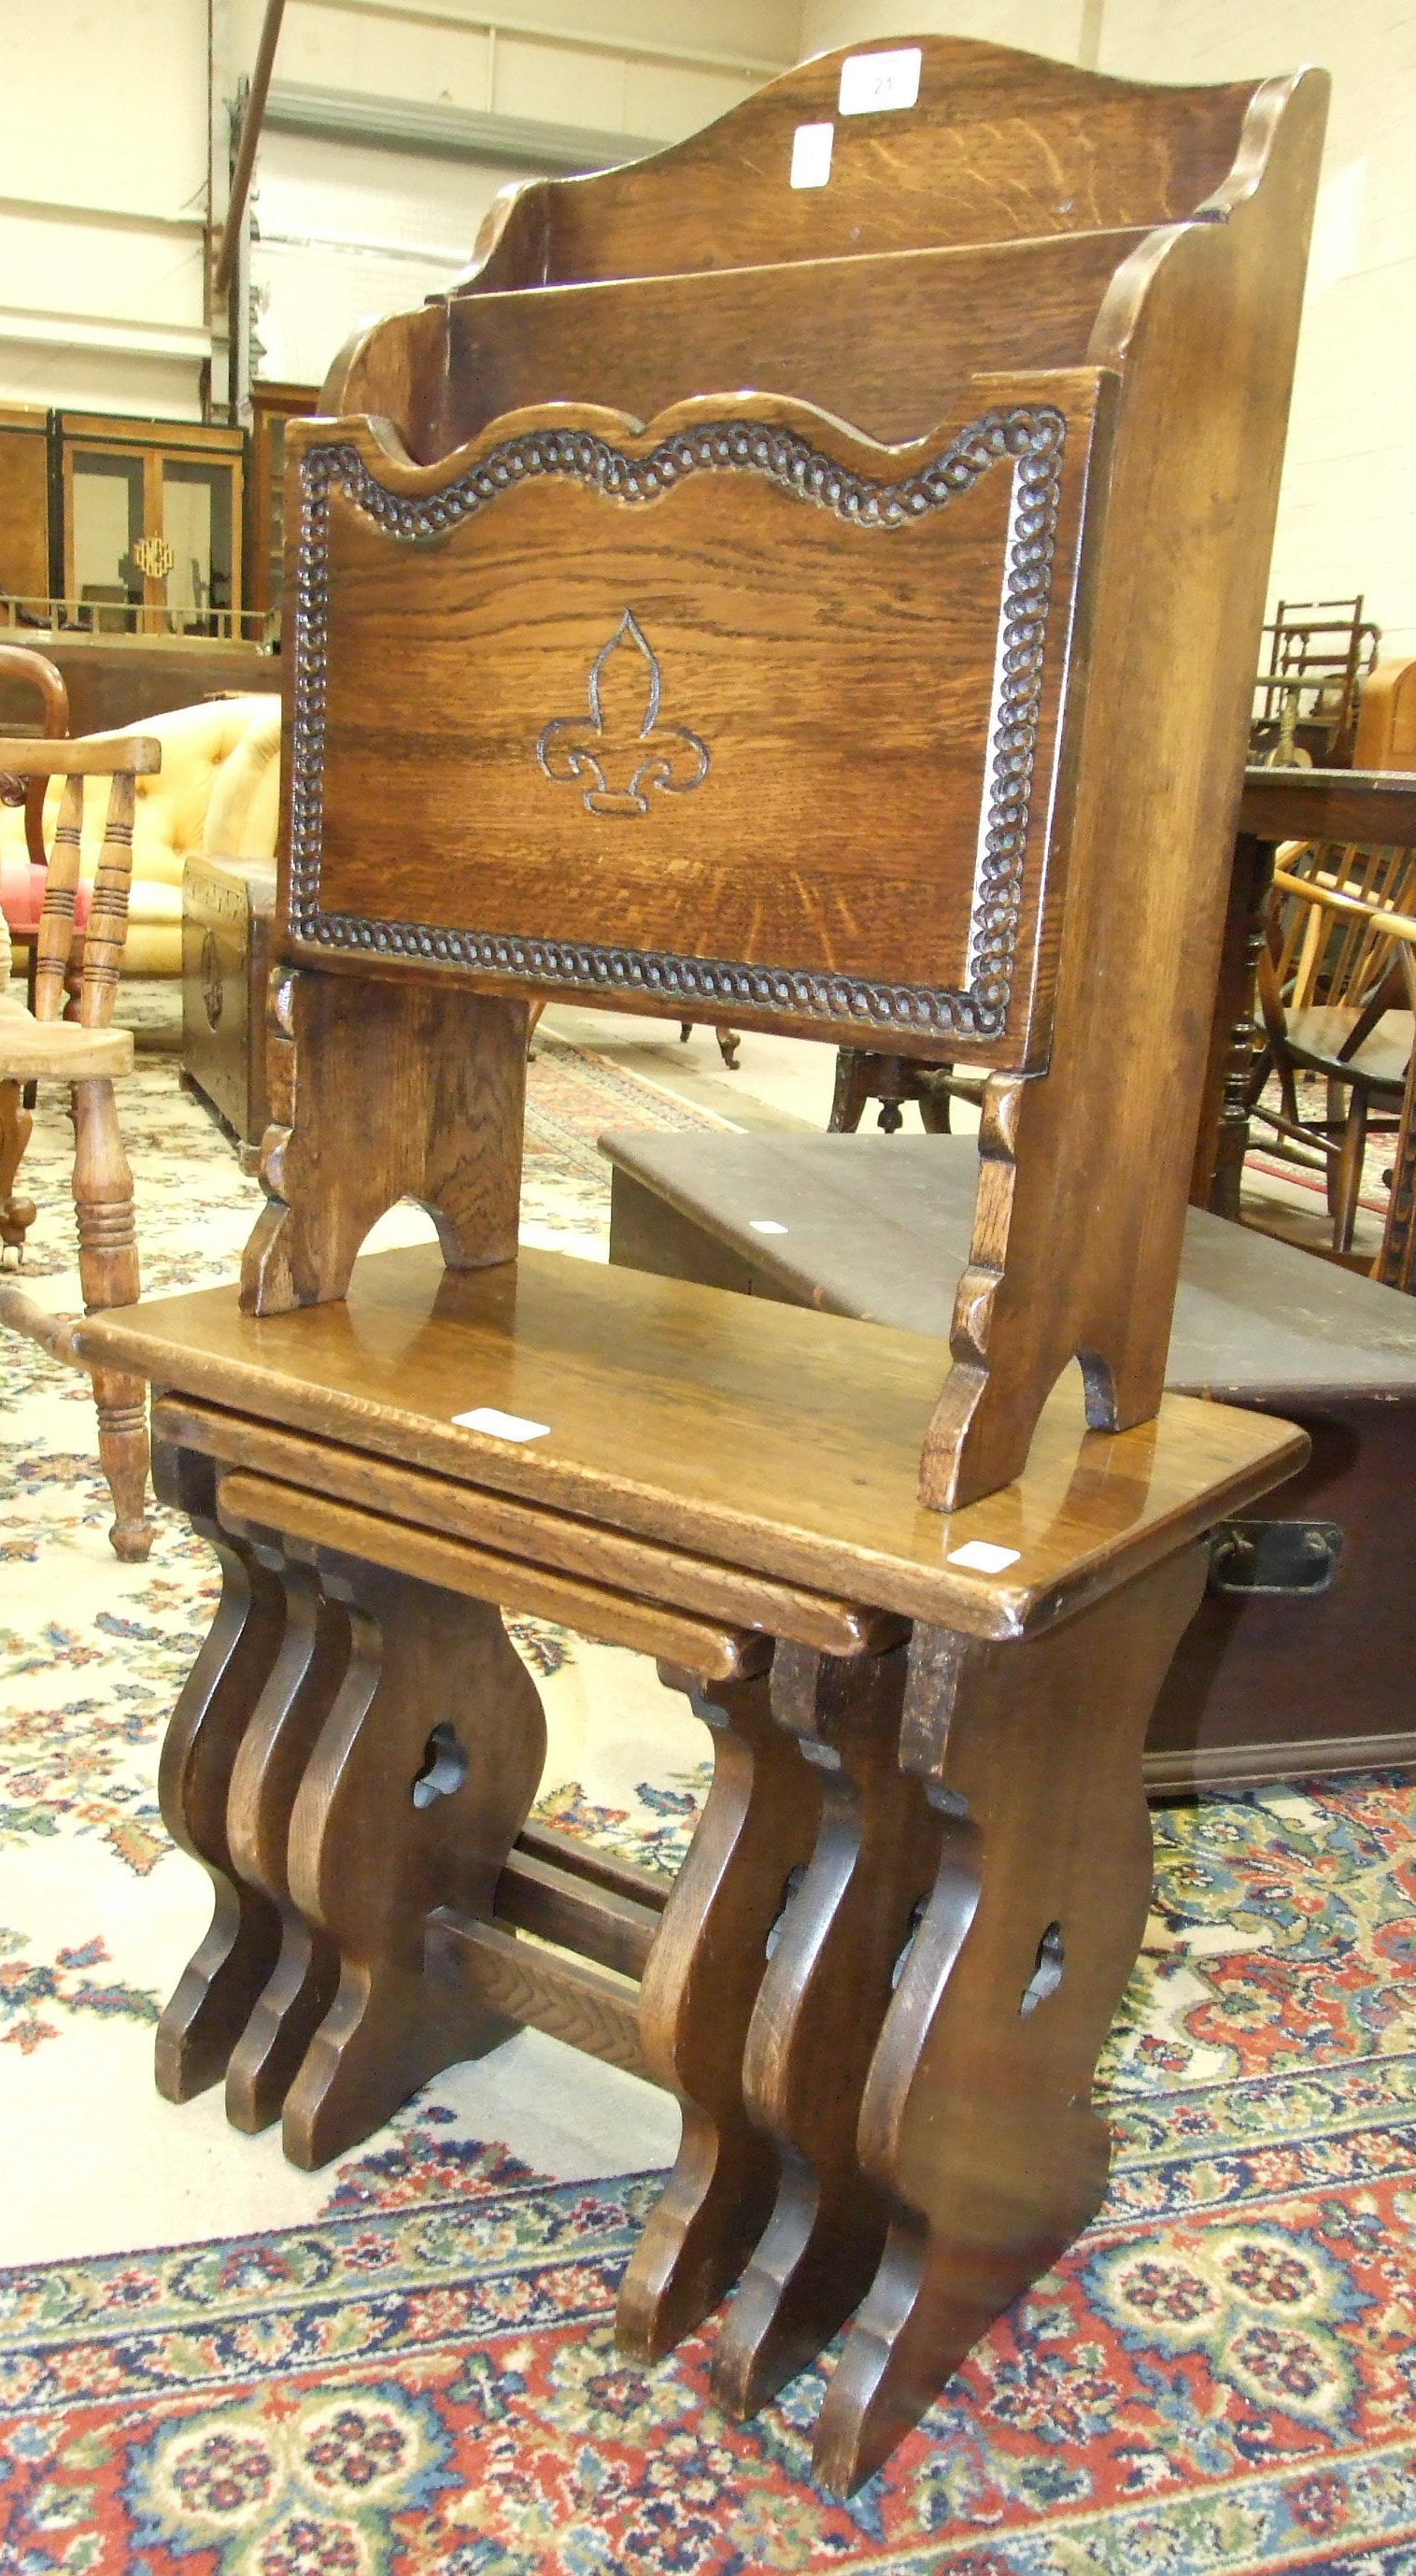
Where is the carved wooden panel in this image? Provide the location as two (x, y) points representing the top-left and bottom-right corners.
(283, 376), (1112, 1060)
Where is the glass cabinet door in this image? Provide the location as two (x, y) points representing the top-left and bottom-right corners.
(161, 456), (236, 631)
(68, 447), (146, 630)
(60, 420), (246, 634)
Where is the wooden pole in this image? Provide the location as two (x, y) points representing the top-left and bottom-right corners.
(213, 0), (288, 304)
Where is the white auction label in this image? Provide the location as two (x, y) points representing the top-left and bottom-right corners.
(451, 1407), (551, 1441)
(946, 1540), (1022, 1573)
(749, 1218), (789, 1234)
(790, 121), (834, 188)
(839, 48), (922, 115)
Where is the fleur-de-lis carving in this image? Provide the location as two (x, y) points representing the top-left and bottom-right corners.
(536, 612), (710, 817)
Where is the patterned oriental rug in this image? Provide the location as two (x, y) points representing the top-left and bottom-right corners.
(1, 1002), (1412, 2576)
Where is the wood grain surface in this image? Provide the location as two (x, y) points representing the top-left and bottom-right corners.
(81, 1244), (1308, 1637)
(153, 1396), (907, 1658)
(278, 1549), (547, 2170)
(617, 1662), (822, 2361)
(219, 1528), (351, 2135)
(243, 967), (527, 1315)
(713, 1640), (942, 2418)
(285, 379), (1108, 1064)
(439, 234), (1146, 454)
(215, 1468), (771, 1681)
(149, 1445), (288, 2104)
(814, 1544), (1209, 2493)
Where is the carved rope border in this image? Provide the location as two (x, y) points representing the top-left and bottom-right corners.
(286, 406), (1066, 1041)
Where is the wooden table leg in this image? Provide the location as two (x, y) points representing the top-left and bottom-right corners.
(1191, 828), (1275, 1218)
(813, 1544), (1208, 2495)
(712, 1635), (942, 2418)
(1375, 1036), (1416, 1291)
(220, 1524), (351, 2133)
(152, 1445), (290, 2103)
(276, 1545), (548, 2170)
(616, 1651), (822, 2363)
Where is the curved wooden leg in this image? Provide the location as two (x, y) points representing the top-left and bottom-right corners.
(222, 1527), (351, 2133)
(1333, 1088), (1368, 1252)
(0, 1078), (36, 1256)
(616, 1651), (821, 2364)
(712, 1638), (941, 2417)
(152, 1446), (290, 2103)
(814, 1546), (1208, 2495)
(828, 1049), (873, 1132)
(279, 1551), (547, 2170)
(90, 1365), (152, 1561)
(916, 1071), (954, 1135)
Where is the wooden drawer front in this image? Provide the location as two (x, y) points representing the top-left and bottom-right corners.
(282, 375), (1110, 1064)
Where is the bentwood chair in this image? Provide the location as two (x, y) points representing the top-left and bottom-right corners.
(0, 704), (159, 1558)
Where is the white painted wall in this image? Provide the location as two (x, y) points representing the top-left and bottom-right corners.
(243, 0), (797, 393)
(0, 0), (800, 422)
(0, 0), (210, 419)
(6, 0), (1407, 659)
(798, 0), (1416, 659)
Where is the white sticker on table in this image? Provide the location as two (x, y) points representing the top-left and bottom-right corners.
(790, 121), (834, 188)
(452, 1407), (550, 1442)
(839, 48), (922, 115)
(946, 1540), (1022, 1573)
(749, 1219), (789, 1234)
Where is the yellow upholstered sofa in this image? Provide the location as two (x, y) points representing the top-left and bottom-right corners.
(0, 693), (281, 977)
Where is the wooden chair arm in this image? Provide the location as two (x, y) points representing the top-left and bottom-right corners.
(0, 733), (163, 1026)
(1270, 865), (1416, 945)
(0, 644), (69, 868)
(0, 737), (161, 777)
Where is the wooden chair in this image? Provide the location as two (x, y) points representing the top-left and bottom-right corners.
(0, 706), (158, 1559)
(1, 645), (72, 1253)
(1252, 836), (1415, 1248)
(1251, 595), (1380, 767)
(74, 35), (1324, 2490)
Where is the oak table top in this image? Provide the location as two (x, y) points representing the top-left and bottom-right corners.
(78, 1244), (1307, 1642)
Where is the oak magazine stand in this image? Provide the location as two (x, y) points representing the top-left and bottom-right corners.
(78, 37), (1324, 2492)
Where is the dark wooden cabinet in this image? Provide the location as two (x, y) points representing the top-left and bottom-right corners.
(248, 381), (320, 632)
(54, 412), (247, 638)
(0, 406), (50, 608)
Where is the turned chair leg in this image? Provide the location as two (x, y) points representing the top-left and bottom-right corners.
(1333, 1086), (1369, 1252)
(72, 1073), (150, 1558)
(0, 1078), (36, 1258)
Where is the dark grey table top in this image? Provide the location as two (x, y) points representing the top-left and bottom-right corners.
(601, 1129), (1415, 1400)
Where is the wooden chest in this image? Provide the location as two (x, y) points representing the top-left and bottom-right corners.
(603, 1129), (1415, 1792)
(180, 853), (277, 1154)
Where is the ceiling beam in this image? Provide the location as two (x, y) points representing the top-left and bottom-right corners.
(263, 77), (663, 171)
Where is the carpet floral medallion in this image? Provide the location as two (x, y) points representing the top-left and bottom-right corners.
(0, 1004), (1411, 2575)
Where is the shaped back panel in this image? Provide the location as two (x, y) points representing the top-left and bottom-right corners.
(284, 372), (1112, 1063)
(434, 232), (1144, 458)
(464, 42), (1256, 290)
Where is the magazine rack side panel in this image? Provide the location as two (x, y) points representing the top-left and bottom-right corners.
(281, 376), (1112, 1067)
